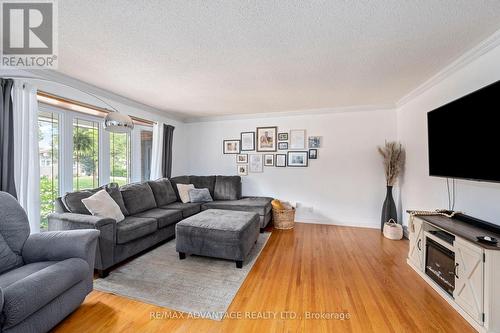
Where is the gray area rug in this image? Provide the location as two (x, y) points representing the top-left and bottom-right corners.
(94, 232), (271, 320)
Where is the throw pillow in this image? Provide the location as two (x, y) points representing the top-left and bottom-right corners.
(188, 188), (213, 203)
(81, 189), (125, 222)
(176, 184), (195, 203)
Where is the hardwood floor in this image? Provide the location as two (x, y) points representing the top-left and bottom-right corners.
(53, 223), (475, 333)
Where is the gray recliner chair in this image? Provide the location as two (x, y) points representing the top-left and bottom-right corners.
(0, 192), (100, 333)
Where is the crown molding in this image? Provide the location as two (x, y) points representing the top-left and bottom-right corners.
(24, 69), (187, 122)
(184, 104), (396, 123)
(397, 28), (500, 107)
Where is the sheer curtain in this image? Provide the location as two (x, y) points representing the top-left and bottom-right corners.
(150, 121), (164, 180)
(12, 81), (40, 233)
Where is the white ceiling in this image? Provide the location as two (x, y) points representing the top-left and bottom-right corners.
(57, 1), (500, 118)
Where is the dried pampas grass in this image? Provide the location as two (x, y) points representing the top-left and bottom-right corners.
(378, 141), (405, 186)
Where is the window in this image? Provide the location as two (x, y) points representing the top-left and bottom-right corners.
(38, 111), (59, 231)
(73, 118), (99, 190)
(140, 130), (153, 181)
(110, 132), (131, 185)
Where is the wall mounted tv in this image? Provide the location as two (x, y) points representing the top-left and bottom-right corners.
(427, 80), (500, 182)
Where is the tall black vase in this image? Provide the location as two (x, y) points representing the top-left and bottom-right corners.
(381, 185), (397, 231)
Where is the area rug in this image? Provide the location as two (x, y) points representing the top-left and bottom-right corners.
(94, 232), (271, 320)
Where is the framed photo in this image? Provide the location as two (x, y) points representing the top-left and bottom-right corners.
(223, 139), (240, 154)
(278, 132), (288, 141)
(287, 151), (308, 167)
(309, 149), (318, 159)
(290, 129), (306, 149)
(264, 154), (274, 166)
(309, 136), (321, 148)
(256, 126), (277, 152)
(236, 154), (248, 163)
(240, 132), (255, 151)
(276, 154), (287, 167)
(237, 164), (248, 176)
(278, 142), (288, 150)
(249, 154), (263, 173)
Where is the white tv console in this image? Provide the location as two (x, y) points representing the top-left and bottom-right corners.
(407, 214), (500, 333)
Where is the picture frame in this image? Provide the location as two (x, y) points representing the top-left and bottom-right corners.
(264, 154), (274, 166)
(249, 154), (263, 173)
(289, 129), (306, 149)
(237, 164), (248, 176)
(287, 151), (308, 167)
(309, 149), (318, 159)
(276, 154), (287, 167)
(223, 139), (240, 154)
(278, 142), (288, 150)
(256, 126), (277, 152)
(240, 132), (255, 151)
(236, 154), (248, 163)
(308, 136), (321, 148)
(278, 132), (288, 141)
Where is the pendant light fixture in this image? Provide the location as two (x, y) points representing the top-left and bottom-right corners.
(3, 74), (135, 133)
(104, 111), (134, 133)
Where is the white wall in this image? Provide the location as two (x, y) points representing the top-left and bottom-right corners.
(185, 109), (397, 228)
(397, 41), (500, 226)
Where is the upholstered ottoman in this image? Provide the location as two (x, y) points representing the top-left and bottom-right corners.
(175, 209), (260, 268)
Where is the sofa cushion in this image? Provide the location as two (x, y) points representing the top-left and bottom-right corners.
(147, 178), (177, 206)
(120, 182), (157, 215)
(133, 208), (183, 229)
(62, 183), (128, 216)
(62, 190), (93, 215)
(116, 216), (157, 244)
(201, 197), (273, 216)
(0, 192), (30, 274)
(106, 183), (129, 216)
(0, 258), (88, 329)
(159, 202), (201, 218)
(170, 176), (190, 201)
(214, 176), (242, 200)
(0, 261), (57, 289)
(189, 175), (216, 197)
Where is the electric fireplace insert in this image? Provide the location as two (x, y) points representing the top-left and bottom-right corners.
(425, 237), (455, 296)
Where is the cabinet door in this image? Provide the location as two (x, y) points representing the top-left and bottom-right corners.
(454, 238), (484, 323)
(408, 217), (424, 271)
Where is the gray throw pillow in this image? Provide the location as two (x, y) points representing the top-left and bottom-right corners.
(188, 188), (213, 203)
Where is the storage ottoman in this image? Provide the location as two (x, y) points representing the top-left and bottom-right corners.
(175, 209), (260, 268)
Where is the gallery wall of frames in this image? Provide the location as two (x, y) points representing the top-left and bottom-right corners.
(223, 126), (320, 176)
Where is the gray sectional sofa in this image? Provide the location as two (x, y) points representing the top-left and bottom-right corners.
(48, 175), (272, 277)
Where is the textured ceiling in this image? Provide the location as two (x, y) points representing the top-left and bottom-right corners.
(57, 1), (500, 117)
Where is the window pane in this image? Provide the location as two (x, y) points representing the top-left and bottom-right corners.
(38, 111), (59, 231)
(73, 118), (99, 190)
(141, 130), (153, 181)
(110, 132), (130, 186)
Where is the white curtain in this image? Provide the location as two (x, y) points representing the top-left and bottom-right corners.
(12, 81), (40, 233)
(150, 121), (164, 180)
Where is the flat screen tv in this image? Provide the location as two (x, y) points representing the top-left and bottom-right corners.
(427, 80), (500, 182)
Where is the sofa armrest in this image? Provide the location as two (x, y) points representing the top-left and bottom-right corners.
(22, 230), (99, 264)
(22, 230), (100, 292)
(48, 212), (115, 229)
(47, 213), (116, 271)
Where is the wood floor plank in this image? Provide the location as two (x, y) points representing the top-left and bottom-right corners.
(52, 223), (475, 333)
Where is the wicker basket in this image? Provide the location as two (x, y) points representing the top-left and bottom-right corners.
(272, 207), (296, 230)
